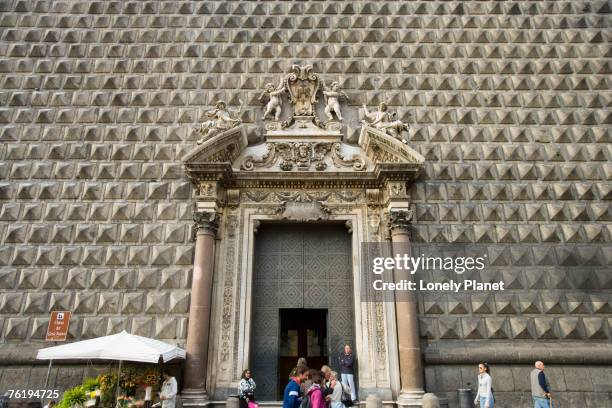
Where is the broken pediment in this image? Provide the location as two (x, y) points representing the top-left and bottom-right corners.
(183, 65), (425, 186)
(182, 125), (248, 181)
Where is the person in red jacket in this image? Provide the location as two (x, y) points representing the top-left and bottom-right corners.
(306, 371), (325, 408)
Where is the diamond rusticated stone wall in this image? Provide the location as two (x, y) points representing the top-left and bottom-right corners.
(0, 1), (610, 407)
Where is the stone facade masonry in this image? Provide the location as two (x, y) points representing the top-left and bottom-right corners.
(0, 1), (611, 407)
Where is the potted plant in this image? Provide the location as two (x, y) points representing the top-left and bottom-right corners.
(58, 385), (87, 408)
(82, 378), (101, 407)
(97, 373), (117, 406)
(139, 368), (159, 407)
(119, 367), (138, 397)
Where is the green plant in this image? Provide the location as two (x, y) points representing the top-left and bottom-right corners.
(82, 377), (100, 392)
(58, 385), (87, 408)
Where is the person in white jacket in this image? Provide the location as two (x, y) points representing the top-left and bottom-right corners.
(474, 362), (494, 408)
(160, 370), (177, 408)
(326, 371), (345, 408)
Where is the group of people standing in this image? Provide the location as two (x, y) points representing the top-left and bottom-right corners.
(473, 360), (554, 408)
(238, 345), (358, 408)
(283, 348), (358, 408)
(239, 353), (554, 408)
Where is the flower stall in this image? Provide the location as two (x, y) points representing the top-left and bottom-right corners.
(36, 331), (186, 408)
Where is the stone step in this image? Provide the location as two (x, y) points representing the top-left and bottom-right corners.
(181, 401), (425, 408)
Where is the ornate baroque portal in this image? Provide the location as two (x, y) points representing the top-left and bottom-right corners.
(182, 66), (426, 404)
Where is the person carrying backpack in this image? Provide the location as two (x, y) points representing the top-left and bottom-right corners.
(326, 371), (345, 408)
(306, 371), (325, 408)
(284, 366), (309, 408)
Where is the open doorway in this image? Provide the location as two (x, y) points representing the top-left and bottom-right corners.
(278, 308), (328, 399)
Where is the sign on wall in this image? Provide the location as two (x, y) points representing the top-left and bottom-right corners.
(45, 311), (71, 341)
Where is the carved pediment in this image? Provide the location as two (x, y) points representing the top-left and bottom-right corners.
(184, 125), (424, 186)
(183, 66), (425, 186)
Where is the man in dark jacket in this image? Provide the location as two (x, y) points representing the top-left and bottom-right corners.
(283, 365), (309, 408)
(339, 344), (357, 402)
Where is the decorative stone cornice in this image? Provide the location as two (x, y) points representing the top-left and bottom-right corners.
(193, 211), (220, 236)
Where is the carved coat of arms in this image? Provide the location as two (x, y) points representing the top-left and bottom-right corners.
(285, 64), (320, 116)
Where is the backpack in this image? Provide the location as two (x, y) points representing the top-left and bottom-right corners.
(339, 384), (353, 407)
(299, 394), (310, 408)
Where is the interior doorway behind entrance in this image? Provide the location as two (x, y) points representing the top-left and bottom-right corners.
(278, 308), (328, 398)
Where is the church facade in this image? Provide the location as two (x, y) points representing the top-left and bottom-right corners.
(0, 1), (611, 408)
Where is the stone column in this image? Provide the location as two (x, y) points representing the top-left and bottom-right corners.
(182, 211), (219, 402)
(389, 208), (425, 404)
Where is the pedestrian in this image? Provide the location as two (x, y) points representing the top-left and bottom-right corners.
(531, 361), (553, 408)
(302, 369), (318, 395)
(326, 371), (345, 408)
(290, 357), (308, 378)
(473, 362), (494, 408)
(160, 370), (177, 408)
(339, 344), (357, 403)
(238, 369), (256, 408)
(306, 371), (325, 408)
(283, 365), (309, 408)
(320, 365), (332, 397)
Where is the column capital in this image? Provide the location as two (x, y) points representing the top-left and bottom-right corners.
(193, 211), (220, 236)
(388, 207), (414, 234)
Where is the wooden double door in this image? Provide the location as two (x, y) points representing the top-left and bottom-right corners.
(277, 308), (328, 398)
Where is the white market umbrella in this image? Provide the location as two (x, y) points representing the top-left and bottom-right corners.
(36, 330), (186, 363)
(36, 330), (185, 403)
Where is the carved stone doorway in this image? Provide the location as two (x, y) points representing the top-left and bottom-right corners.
(250, 223), (355, 400)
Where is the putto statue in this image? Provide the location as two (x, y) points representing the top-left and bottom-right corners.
(361, 103), (409, 142)
(197, 101), (241, 144)
(322, 81), (349, 122)
(259, 80), (286, 121)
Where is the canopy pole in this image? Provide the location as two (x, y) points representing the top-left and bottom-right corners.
(42, 360), (53, 406)
(115, 359), (123, 407)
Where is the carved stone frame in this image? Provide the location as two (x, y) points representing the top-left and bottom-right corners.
(184, 122), (424, 403)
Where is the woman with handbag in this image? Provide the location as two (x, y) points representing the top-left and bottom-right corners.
(238, 369), (258, 408)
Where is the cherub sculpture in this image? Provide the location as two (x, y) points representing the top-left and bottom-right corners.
(197, 101), (241, 144)
(259, 80), (286, 121)
(322, 81), (349, 121)
(362, 103), (409, 142)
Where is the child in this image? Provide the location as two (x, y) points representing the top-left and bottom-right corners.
(306, 371), (325, 408)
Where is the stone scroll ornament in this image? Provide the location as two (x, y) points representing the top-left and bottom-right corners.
(196, 100), (242, 145)
(240, 141), (366, 172)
